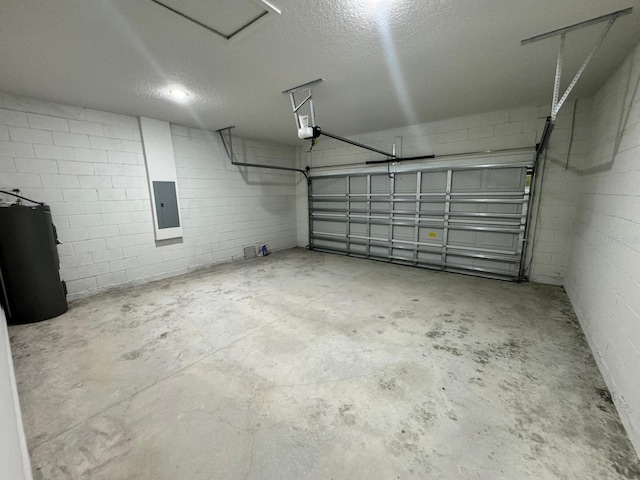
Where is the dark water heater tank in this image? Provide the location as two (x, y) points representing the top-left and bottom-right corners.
(0, 204), (68, 324)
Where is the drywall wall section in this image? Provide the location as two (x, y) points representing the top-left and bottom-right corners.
(139, 117), (183, 241)
(564, 42), (640, 453)
(0, 310), (33, 480)
(295, 104), (579, 284)
(0, 93), (297, 299)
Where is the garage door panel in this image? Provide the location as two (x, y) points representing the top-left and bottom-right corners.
(418, 217), (446, 226)
(313, 220), (345, 235)
(420, 202), (446, 213)
(417, 252), (442, 264)
(349, 176), (367, 194)
(314, 239), (345, 251)
(394, 215), (417, 225)
(483, 203), (522, 214)
(449, 229), (479, 245)
(315, 201), (346, 210)
(371, 201), (391, 210)
(314, 177), (346, 194)
(485, 168), (526, 190)
(452, 170), (483, 191)
(450, 202), (480, 213)
(448, 229), (519, 250)
(393, 225), (414, 242)
(418, 228), (444, 243)
(370, 224), (390, 239)
(370, 246), (389, 258)
(394, 203), (417, 212)
(450, 200), (524, 216)
(478, 231), (520, 249)
(371, 175), (391, 193)
(451, 168), (525, 193)
(349, 223), (368, 236)
(395, 173), (418, 193)
(421, 172), (448, 192)
(448, 255), (516, 275)
(309, 157), (532, 281)
(392, 248), (414, 260)
(350, 244), (368, 255)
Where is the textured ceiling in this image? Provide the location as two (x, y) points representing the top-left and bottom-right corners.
(1, 0), (639, 144)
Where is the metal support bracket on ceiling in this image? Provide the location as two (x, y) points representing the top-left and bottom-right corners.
(282, 78), (323, 139)
(282, 79), (398, 159)
(216, 126), (310, 183)
(521, 7), (632, 122)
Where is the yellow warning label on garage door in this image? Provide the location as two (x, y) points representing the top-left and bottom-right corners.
(428, 232), (437, 238)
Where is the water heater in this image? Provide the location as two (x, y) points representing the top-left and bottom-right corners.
(0, 204), (67, 324)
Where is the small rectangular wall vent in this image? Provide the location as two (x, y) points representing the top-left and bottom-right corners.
(244, 246), (257, 260)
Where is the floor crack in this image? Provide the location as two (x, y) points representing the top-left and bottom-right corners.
(244, 429), (255, 480)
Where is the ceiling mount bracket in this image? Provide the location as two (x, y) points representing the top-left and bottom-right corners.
(282, 79), (324, 140)
(282, 79), (396, 159)
(521, 7), (632, 121)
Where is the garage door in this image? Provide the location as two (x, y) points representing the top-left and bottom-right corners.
(308, 152), (535, 281)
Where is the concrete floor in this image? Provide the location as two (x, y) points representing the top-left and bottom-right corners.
(9, 248), (640, 479)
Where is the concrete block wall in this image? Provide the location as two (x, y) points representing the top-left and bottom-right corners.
(294, 147), (310, 247)
(171, 126), (298, 268)
(524, 100), (589, 284)
(0, 93), (298, 299)
(295, 104), (580, 284)
(564, 42), (640, 453)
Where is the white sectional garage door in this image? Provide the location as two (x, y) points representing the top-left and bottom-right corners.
(308, 152), (535, 281)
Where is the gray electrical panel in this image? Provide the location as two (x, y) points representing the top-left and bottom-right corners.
(152, 181), (180, 229)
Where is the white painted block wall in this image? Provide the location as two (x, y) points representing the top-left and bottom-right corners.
(295, 103), (579, 284)
(0, 93), (298, 299)
(564, 42), (640, 453)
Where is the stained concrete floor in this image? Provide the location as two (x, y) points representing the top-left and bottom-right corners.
(9, 248), (640, 479)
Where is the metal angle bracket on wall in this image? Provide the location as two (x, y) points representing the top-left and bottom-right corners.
(521, 7), (633, 123)
(216, 126), (310, 183)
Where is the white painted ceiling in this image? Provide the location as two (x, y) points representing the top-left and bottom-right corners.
(1, 0), (639, 144)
